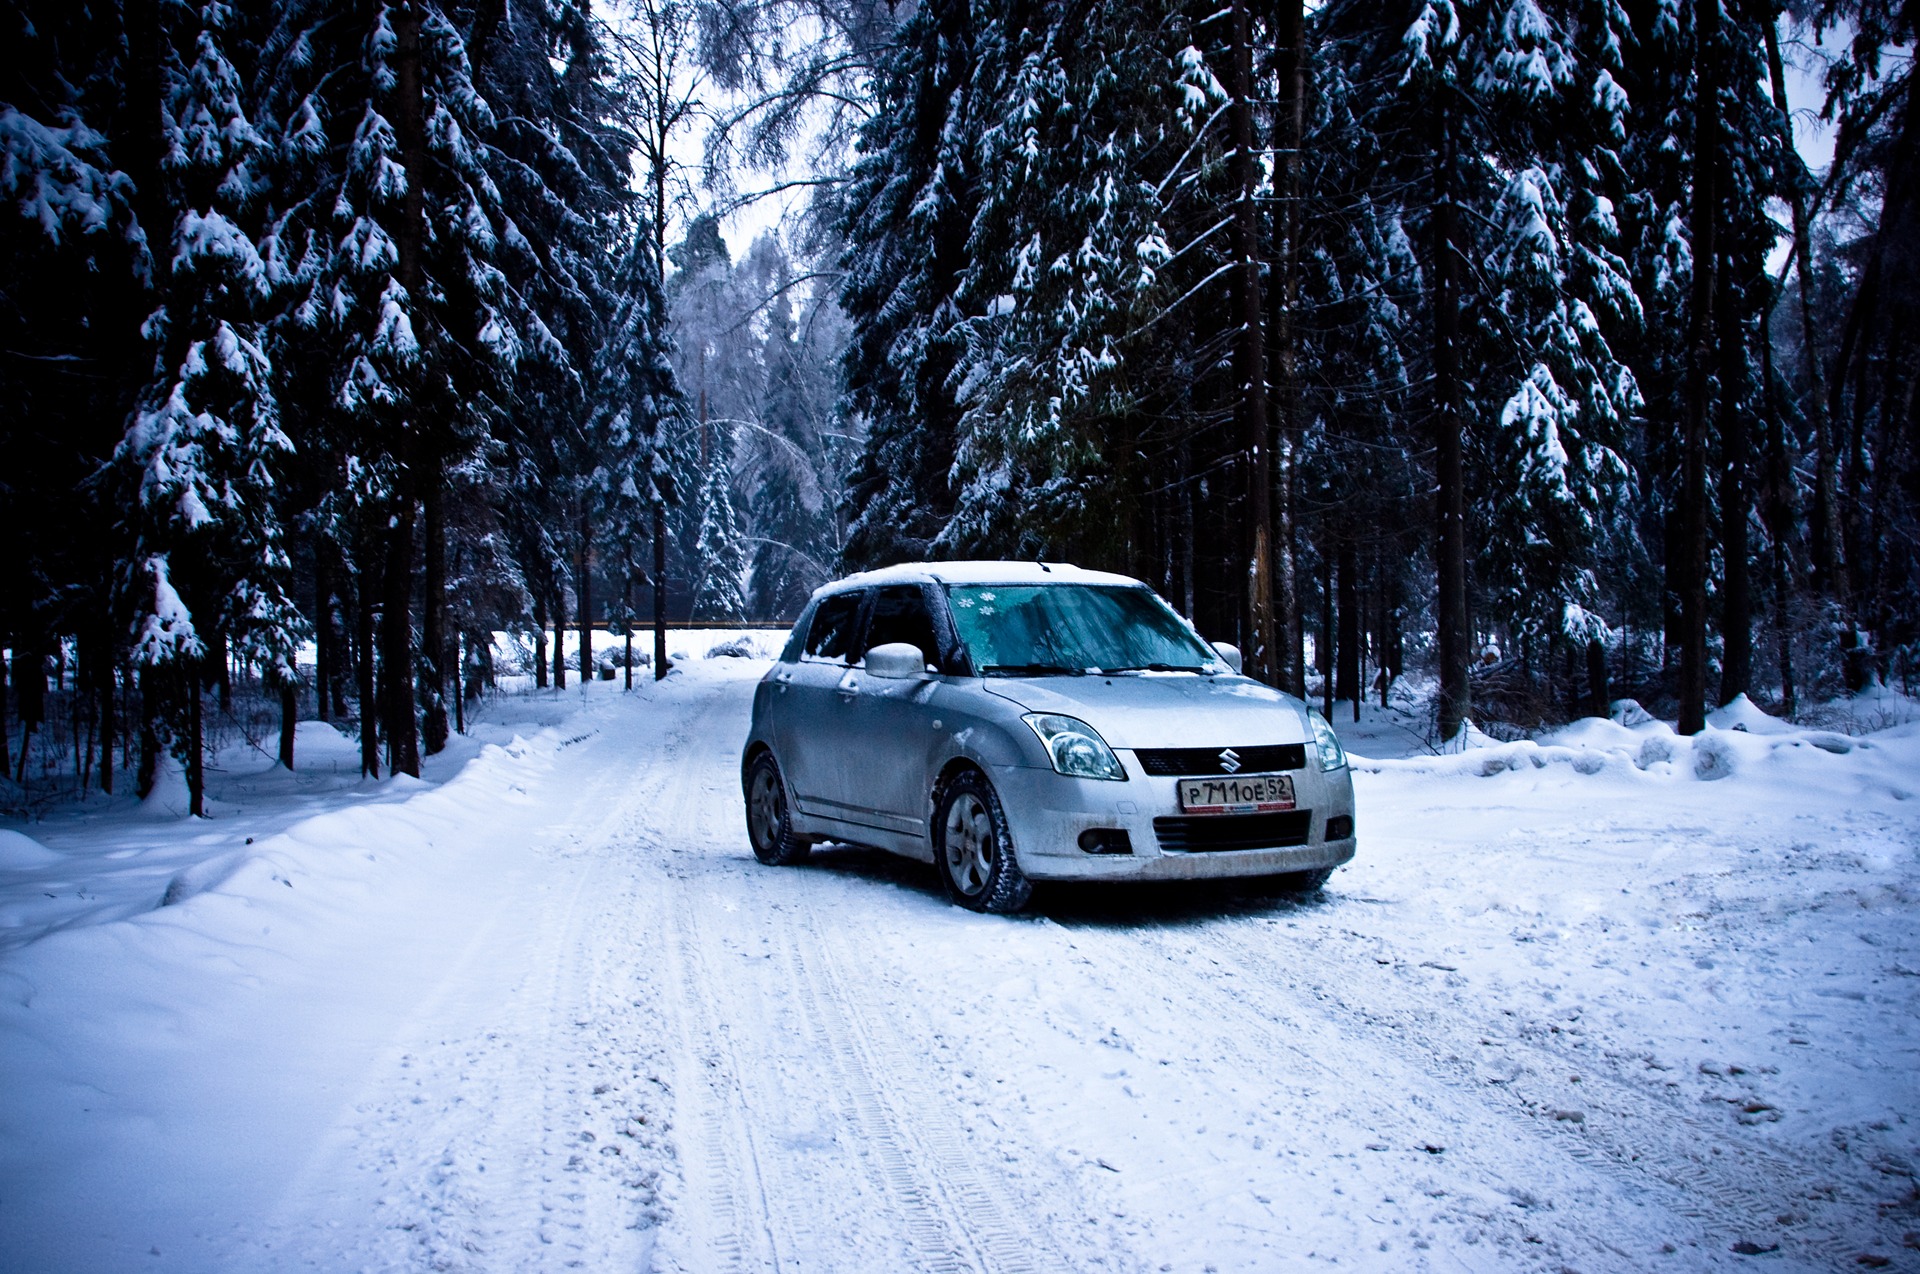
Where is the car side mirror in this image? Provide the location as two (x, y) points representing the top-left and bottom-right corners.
(865, 642), (929, 679)
(1210, 641), (1243, 674)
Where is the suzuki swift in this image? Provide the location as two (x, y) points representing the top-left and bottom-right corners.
(740, 562), (1356, 913)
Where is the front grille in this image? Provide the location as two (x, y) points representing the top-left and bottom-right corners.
(1153, 810), (1313, 852)
(1133, 744), (1308, 776)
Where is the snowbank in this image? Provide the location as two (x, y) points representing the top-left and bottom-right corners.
(1352, 705), (1917, 799)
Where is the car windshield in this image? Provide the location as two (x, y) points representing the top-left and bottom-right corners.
(944, 584), (1221, 676)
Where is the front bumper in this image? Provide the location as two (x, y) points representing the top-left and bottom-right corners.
(989, 751), (1356, 882)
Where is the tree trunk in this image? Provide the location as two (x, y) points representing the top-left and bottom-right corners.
(315, 541), (334, 725)
(209, 629), (231, 714)
(421, 461), (449, 755)
(356, 552), (380, 778)
(1718, 270), (1752, 706)
(1179, 436), (1197, 619)
(1432, 99), (1471, 742)
(380, 488), (420, 778)
(1677, 0), (1720, 736)
(1586, 637), (1610, 720)
(137, 667), (160, 797)
(187, 664), (204, 817)
(13, 643), (45, 786)
(1269, 0), (1307, 696)
(624, 572), (635, 691)
(1381, 564), (1402, 707)
(579, 512), (593, 684)
(1227, 0), (1277, 686)
(279, 681), (296, 770)
(1320, 558), (1334, 721)
(0, 645), (10, 781)
(1764, 16), (1842, 598)
(552, 582), (568, 690)
(1761, 308), (1798, 716)
(381, 1), (427, 778)
(533, 594), (549, 689)
(1336, 537), (1359, 711)
(98, 659), (115, 795)
(654, 502), (669, 680)
(453, 631), (465, 735)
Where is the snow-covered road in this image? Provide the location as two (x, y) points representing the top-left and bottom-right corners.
(2, 662), (1917, 1272)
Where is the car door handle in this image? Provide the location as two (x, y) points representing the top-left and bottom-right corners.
(836, 671), (859, 700)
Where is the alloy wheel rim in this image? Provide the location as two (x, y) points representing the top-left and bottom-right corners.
(945, 793), (994, 893)
(749, 769), (780, 849)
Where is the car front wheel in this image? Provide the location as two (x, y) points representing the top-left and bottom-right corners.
(933, 770), (1032, 914)
(745, 752), (810, 866)
(1261, 865), (1333, 895)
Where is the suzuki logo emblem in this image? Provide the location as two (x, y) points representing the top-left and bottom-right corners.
(1219, 748), (1241, 774)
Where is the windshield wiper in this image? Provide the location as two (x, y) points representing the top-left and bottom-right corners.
(981, 663), (1086, 677)
(1101, 662), (1208, 674)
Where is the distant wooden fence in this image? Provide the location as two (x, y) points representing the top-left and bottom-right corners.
(572, 620), (795, 632)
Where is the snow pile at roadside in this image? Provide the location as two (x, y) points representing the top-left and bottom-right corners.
(1350, 693), (1920, 799)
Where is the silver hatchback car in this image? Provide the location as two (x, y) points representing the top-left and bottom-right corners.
(740, 562), (1356, 912)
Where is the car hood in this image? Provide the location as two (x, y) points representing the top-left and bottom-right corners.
(982, 674), (1311, 749)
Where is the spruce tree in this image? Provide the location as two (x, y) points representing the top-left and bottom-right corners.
(116, 0), (302, 812)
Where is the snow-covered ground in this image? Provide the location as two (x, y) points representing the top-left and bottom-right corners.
(1, 659), (1916, 1272)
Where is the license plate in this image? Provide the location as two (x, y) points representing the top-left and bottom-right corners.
(1178, 773), (1295, 814)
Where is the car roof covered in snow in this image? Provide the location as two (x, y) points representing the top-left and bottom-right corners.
(814, 560), (1146, 597)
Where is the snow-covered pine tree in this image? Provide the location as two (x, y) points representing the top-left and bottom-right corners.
(836, 0), (983, 566)
(665, 215), (757, 618)
(743, 238), (843, 619)
(588, 224), (686, 664)
(1471, 0), (1643, 658)
(1799, 0), (1920, 690)
(279, 0), (530, 774)
(0, 0), (157, 794)
(687, 434), (749, 623)
(115, 0), (303, 813)
(1310, 0), (1654, 732)
(941, 2), (1207, 558)
(470, 0), (635, 701)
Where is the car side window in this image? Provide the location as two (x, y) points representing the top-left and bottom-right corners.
(862, 585), (942, 670)
(802, 591), (863, 663)
(778, 604), (812, 663)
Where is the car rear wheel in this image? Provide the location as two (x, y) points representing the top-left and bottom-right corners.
(933, 770), (1032, 914)
(745, 752), (810, 866)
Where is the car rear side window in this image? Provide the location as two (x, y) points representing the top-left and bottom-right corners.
(803, 591), (863, 662)
(862, 585), (942, 669)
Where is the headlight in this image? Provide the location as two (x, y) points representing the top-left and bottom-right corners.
(1023, 714), (1127, 781)
(1309, 709), (1347, 771)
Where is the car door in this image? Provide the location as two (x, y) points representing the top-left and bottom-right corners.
(841, 584), (950, 834)
(777, 588), (867, 815)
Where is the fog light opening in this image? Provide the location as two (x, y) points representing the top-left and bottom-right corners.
(1324, 814), (1354, 841)
(1077, 828), (1134, 855)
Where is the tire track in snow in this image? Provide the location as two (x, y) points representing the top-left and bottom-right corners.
(661, 899), (786, 1273)
(787, 898), (1064, 1274)
(631, 674), (1083, 1273)
(1037, 910), (1644, 1268)
(587, 676), (795, 1274)
(641, 683), (930, 1272)
(267, 705), (680, 1271)
(1159, 911), (1873, 1268)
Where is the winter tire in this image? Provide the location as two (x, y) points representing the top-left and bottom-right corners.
(1261, 865), (1334, 895)
(933, 769), (1032, 914)
(745, 752), (810, 866)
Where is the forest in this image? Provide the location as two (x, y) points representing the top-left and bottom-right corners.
(0, 0), (1914, 814)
